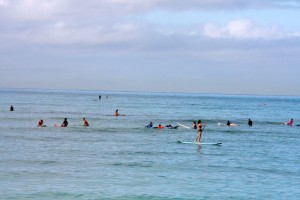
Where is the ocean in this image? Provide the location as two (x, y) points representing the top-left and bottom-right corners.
(0, 88), (299, 199)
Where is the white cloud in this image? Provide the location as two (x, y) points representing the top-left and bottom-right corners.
(203, 19), (285, 39)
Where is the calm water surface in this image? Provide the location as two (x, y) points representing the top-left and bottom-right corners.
(0, 89), (299, 199)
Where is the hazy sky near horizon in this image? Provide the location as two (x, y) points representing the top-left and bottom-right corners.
(1, 0), (300, 95)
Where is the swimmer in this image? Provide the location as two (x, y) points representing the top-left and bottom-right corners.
(114, 109), (125, 116)
(154, 124), (164, 129)
(61, 118), (68, 127)
(37, 119), (45, 127)
(248, 119), (253, 126)
(227, 120), (238, 126)
(193, 121), (197, 129)
(114, 109), (119, 116)
(10, 105), (14, 111)
(166, 125), (179, 129)
(145, 122), (153, 128)
(83, 118), (89, 127)
(286, 119), (293, 126)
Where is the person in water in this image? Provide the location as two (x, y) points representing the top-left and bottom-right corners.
(193, 121), (197, 129)
(83, 118), (89, 127)
(166, 125), (179, 129)
(37, 119), (44, 127)
(155, 124), (164, 129)
(287, 119), (293, 126)
(248, 119), (253, 126)
(61, 118), (68, 127)
(114, 109), (120, 116)
(227, 120), (238, 126)
(196, 120), (204, 142)
(10, 105), (14, 111)
(145, 122), (153, 128)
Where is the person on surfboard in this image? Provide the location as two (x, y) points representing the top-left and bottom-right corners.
(61, 118), (68, 127)
(83, 118), (89, 127)
(154, 124), (164, 129)
(196, 120), (205, 142)
(227, 120), (238, 126)
(145, 122), (153, 128)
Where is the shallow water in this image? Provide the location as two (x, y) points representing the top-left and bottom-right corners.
(0, 89), (300, 199)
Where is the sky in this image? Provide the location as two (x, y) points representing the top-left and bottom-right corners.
(1, 0), (300, 95)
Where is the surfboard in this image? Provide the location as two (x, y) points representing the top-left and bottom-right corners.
(177, 123), (191, 129)
(177, 141), (222, 145)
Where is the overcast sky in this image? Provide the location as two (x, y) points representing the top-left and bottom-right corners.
(1, 0), (300, 95)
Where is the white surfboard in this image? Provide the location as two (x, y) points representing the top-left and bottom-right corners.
(177, 123), (191, 129)
(177, 141), (222, 145)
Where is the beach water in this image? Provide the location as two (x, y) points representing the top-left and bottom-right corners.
(0, 88), (299, 199)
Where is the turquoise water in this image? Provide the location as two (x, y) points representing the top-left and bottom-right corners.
(0, 88), (299, 199)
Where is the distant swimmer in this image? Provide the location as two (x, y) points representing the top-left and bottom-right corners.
(10, 105), (14, 111)
(99, 95), (101, 100)
(165, 125), (179, 129)
(114, 109), (119, 116)
(154, 124), (164, 129)
(145, 122), (153, 128)
(61, 118), (68, 127)
(193, 121), (197, 129)
(37, 119), (46, 127)
(286, 119), (293, 126)
(248, 119), (253, 126)
(196, 120), (205, 142)
(227, 120), (238, 126)
(114, 109), (125, 116)
(83, 118), (89, 127)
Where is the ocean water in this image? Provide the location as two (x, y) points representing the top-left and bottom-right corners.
(0, 88), (299, 200)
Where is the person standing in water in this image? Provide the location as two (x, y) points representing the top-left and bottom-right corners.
(248, 119), (253, 126)
(193, 121), (197, 129)
(10, 105), (14, 111)
(83, 118), (89, 127)
(196, 120), (204, 142)
(61, 118), (68, 127)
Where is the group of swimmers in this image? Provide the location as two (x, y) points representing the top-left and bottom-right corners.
(37, 118), (89, 127)
(9, 105), (299, 142)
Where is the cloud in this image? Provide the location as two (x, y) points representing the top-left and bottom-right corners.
(202, 19), (284, 39)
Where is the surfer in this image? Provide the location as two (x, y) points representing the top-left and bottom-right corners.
(61, 118), (68, 127)
(227, 120), (238, 126)
(193, 121), (197, 129)
(10, 105), (14, 111)
(166, 125), (179, 129)
(196, 120), (204, 142)
(287, 119), (293, 126)
(248, 119), (253, 126)
(83, 118), (89, 127)
(145, 122), (153, 128)
(37, 119), (44, 127)
(154, 124), (164, 129)
(114, 109), (120, 116)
